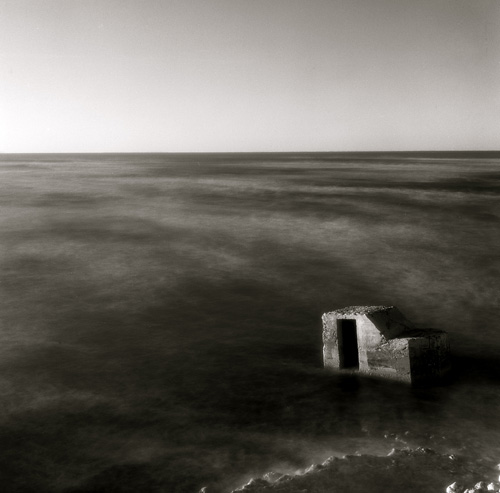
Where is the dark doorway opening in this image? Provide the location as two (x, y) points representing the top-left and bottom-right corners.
(339, 319), (359, 369)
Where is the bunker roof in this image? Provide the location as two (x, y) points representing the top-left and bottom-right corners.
(326, 305), (394, 316)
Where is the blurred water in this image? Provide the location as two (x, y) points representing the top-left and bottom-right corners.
(0, 152), (499, 492)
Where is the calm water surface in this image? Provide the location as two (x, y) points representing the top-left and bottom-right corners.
(0, 153), (499, 492)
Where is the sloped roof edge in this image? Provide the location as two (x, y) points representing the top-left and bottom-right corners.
(325, 305), (395, 316)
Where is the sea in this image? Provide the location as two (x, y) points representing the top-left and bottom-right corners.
(0, 152), (499, 492)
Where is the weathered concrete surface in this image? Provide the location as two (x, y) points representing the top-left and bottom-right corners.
(407, 328), (452, 385)
(322, 306), (451, 385)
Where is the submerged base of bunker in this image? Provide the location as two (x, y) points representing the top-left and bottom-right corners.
(322, 306), (451, 386)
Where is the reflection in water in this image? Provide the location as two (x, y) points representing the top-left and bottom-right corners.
(0, 153), (499, 492)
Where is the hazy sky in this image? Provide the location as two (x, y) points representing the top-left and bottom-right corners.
(1, 0), (499, 152)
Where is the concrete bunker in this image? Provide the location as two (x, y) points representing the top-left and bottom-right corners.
(322, 306), (451, 385)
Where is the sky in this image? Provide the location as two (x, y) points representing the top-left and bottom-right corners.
(1, 0), (499, 153)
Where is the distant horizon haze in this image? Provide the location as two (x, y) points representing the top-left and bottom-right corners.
(2, 150), (500, 156)
(1, 0), (499, 153)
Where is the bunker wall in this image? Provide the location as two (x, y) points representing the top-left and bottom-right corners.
(322, 312), (408, 375)
(365, 338), (412, 383)
(409, 332), (451, 385)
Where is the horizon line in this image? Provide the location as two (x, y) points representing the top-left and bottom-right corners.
(1, 150), (500, 156)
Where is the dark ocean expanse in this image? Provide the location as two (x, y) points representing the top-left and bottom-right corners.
(0, 152), (500, 492)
